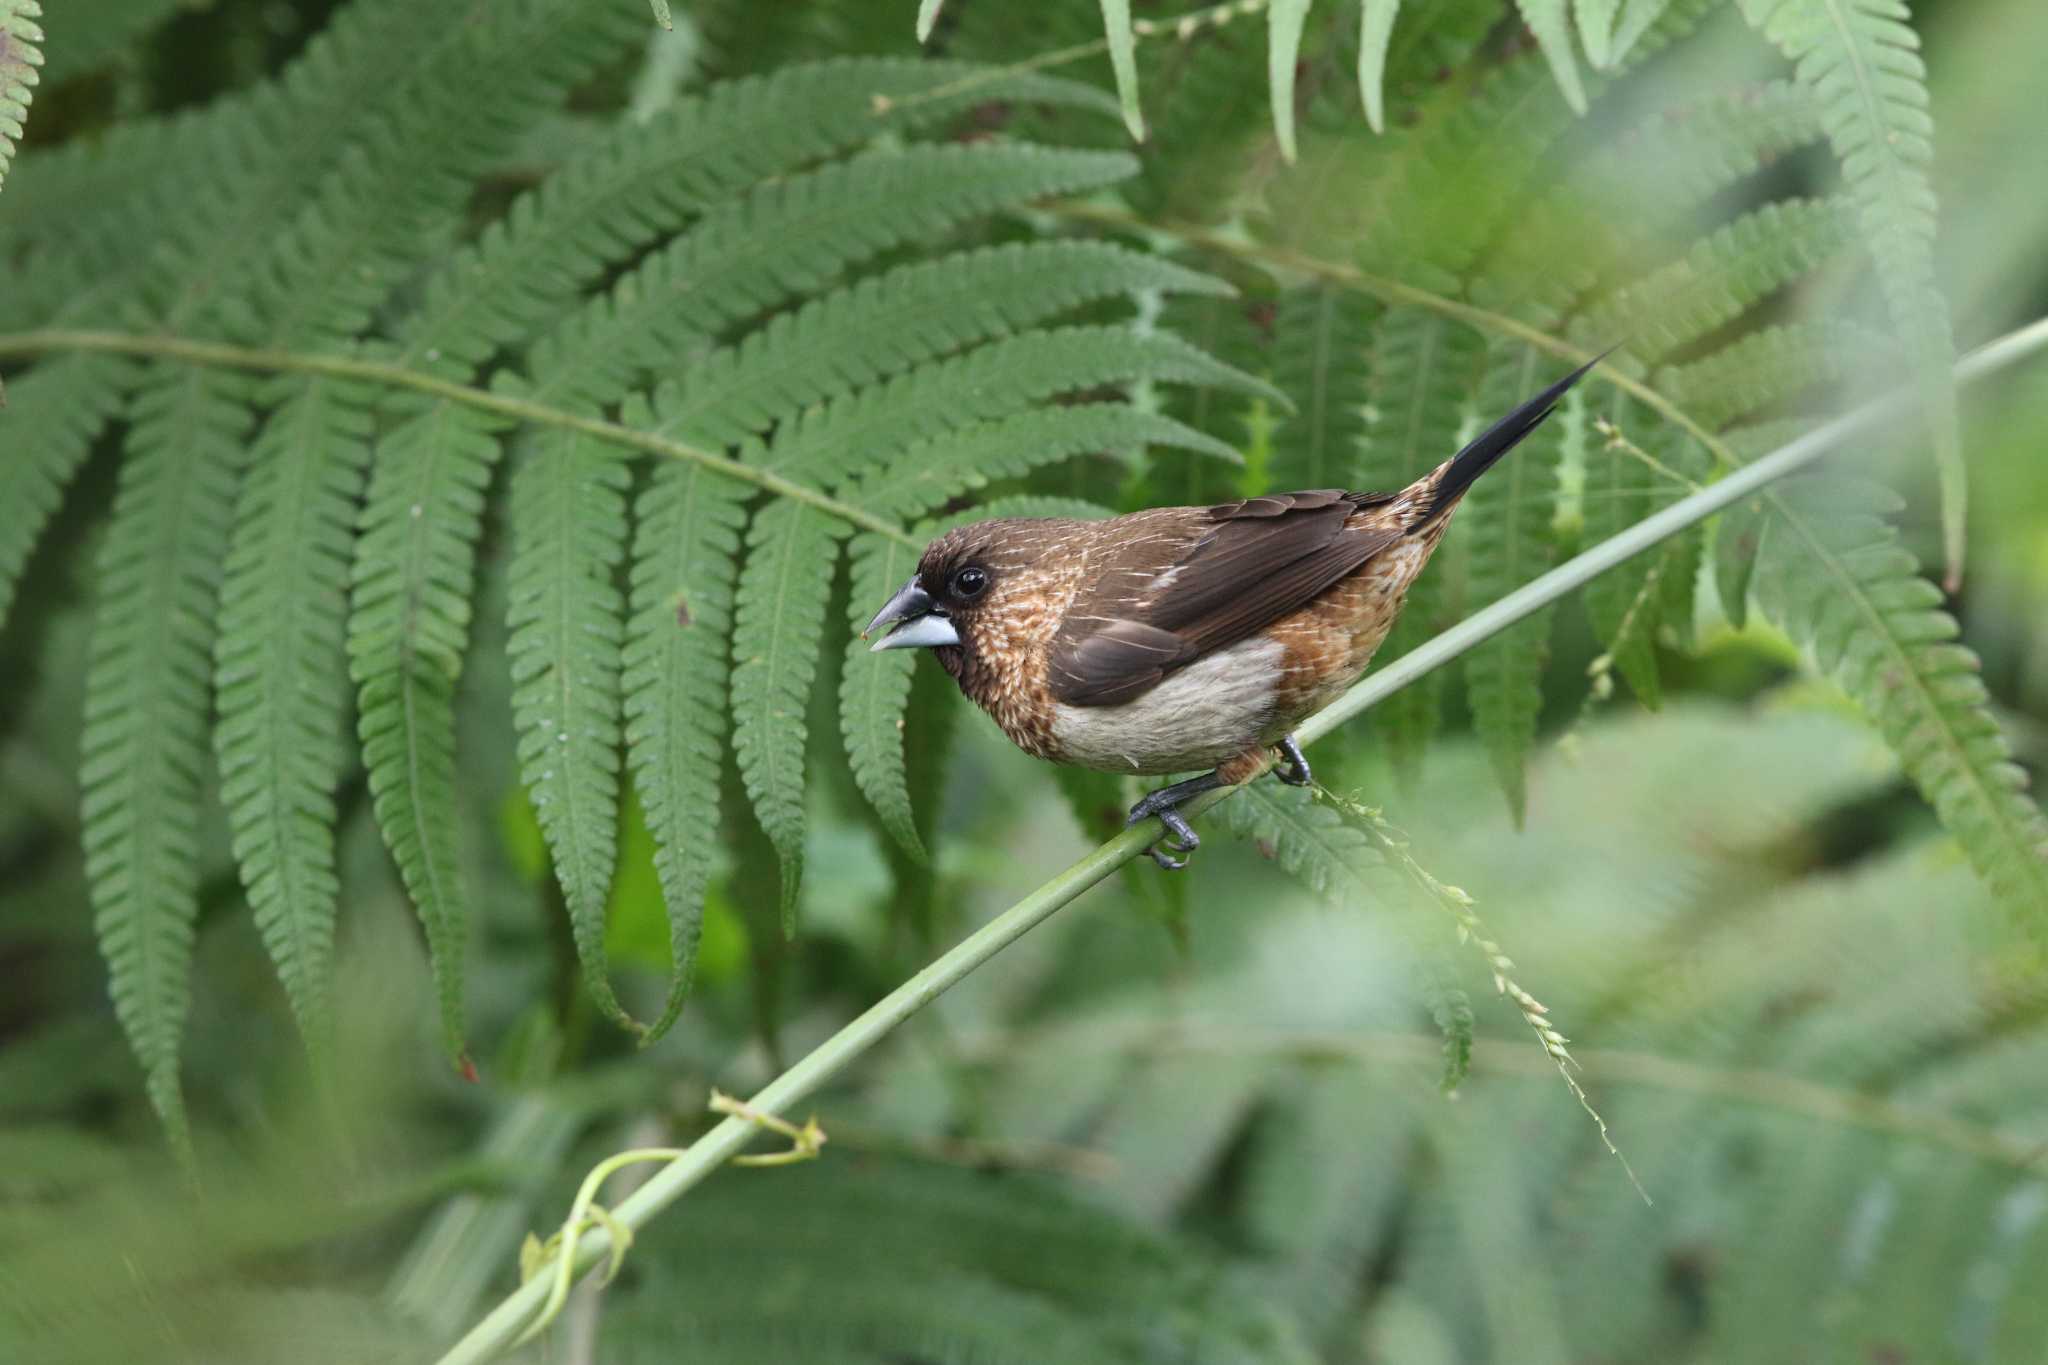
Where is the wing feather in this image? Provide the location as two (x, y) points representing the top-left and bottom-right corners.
(1049, 491), (1404, 707)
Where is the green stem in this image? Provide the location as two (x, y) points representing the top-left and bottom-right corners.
(0, 329), (918, 548)
(427, 315), (2048, 1365)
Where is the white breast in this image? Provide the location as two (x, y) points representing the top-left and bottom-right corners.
(1049, 636), (1285, 775)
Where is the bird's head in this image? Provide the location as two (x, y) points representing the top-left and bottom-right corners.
(861, 520), (1067, 672)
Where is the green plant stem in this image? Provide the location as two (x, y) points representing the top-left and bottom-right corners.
(0, 330), (918, 548)
(425, 315), (2048, 1365)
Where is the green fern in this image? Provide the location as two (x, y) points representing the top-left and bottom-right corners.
(841, 534), (929, 863)
(81, 367), (254, 1159)
(1215, 781), (1385, 903)
(621, 462), (751, 1042)
(1574, 198), (1857, 361)
(1266, 285), (1376, 490)
(505, 436), (635, 1028)
(1356, 0), (1402, 132)
(1579, 394), (1702, 705)
(0, 0), (39, 195)
(1515, 0), (1589, 114)
(211, 378), (369, 1060)
(856, 405), (1236, 522)
(0, 354), (133, 630)
(347, 402), (506, 1063)
(729, 502), (846, 930)
(1659, 320), (1868, 427)
(1751, 478), (2048, 921)
(213, 0), (645, 1059)
(799, 327), (1274, 493)
(1360, 310), (1486, 784)
(1736, 0), (1962, 581)
(1462, 344), (1564, 824)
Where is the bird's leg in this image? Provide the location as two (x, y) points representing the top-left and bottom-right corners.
(1125, 771), (1225, 871)
(1273, 735), (1313, 787)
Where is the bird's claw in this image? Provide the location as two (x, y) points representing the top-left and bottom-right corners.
(1126, 794), (1202, 871)
(1274, 735), (1313, 787)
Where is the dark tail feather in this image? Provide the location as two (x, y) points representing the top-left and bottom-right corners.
(1414, 350), (1609, 528)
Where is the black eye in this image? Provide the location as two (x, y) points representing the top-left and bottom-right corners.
(949, 566), (990, 600)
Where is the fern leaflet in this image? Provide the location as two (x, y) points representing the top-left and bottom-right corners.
(1736, 0), (1962, 582)
(348, 402), (506, 1062)
(0, 354), (133, 631)
(623, 461), (750, 1042)
(1267, 286), (1375, 491)
(1752, 479), (2048, 923)
(1462, 343), (1563, 824)
(211, 377), (370, 1060)
(841, 533), (929, 863)
(856, 405), (1236, 522)
(506, 435), (635, 1030)
(1515, 0), (1589, 113)
(1357, 0), (1402, 133)
(791, 327), (1280, 491)
(729, 501), (845, 931)
(0, 0), (39, 195)
(81, 366), (254, 1160)
(1362, 309), (1486, 782)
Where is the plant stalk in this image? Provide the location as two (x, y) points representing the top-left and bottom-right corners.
(429, 313), (2048, 1365)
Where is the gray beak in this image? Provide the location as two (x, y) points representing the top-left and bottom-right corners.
(863, 575), (962, 652)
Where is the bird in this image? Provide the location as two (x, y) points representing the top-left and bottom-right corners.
(863, 355), (1600, 869)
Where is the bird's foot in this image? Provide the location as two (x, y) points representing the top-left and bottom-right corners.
(1125, 772), (1224, 871)
(1274, 735), (1313, 787)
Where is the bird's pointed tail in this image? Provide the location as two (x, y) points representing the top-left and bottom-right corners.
(1412, 351), (1608, 529)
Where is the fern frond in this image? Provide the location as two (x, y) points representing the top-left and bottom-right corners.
(1362, 309), (1487, 782)
(730, 502), (847, 932)
(785, 326), (1280, 489)
(1357, 59), (1575, 279)
(840, 534), (929, 863)
(1267, 0), (1313, 162)
(505, 435), (634, 1030)
(348, 402), (506, 1062)
(148, 2), (508, 331)
(1575, 198), (1856, 361)
(213, 0), (639, 1058)
(1357, 0), (1401, 133)
(856, 405), (1235, 521)
(1099, 0), (1144, 141)
(1753, 478), (2048, 922)
(661, 241), (1230, 462)
(1581, 80), (1823, 228)
(506, 141), (1141, 411)
(1579, 395), (1702, 705)
(0, 0), (40, 196)
(1267, 286), (1376, 490)
(1462, 344), (1563, 824)
(398, 60), (1116, 376)
(622, 463), (750, 1043)
(1149, 288), (1272, 505)
(211, 378), (371, 1059)
(1736, 0), (1961, 581)
(81, 367), (254, 1159)
(1214, 781), (1384, 904)
(232, 0), (643, 348)
(1515, 0), (1589, 113)
(1659, 321), (1866, 427)
(1608, 0), (1675, 64)
(0, 354), (133, 631)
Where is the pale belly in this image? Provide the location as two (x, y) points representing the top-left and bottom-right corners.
(1047, 637), (1290, 775)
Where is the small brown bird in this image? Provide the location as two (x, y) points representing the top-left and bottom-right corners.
(864, 357), (1598, 868)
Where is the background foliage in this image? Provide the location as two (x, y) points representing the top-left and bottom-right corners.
(2, 0), (2046, 1361)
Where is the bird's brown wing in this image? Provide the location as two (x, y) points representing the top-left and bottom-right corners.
(1048, 490), (1403, 706)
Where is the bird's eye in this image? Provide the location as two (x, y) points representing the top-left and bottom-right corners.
(949, 566), (990, 600)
